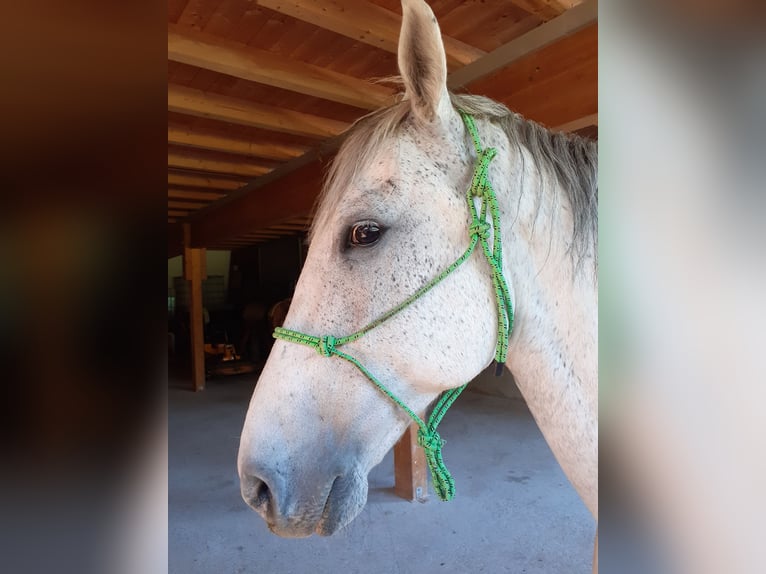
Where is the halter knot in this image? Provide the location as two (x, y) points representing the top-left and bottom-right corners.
(317, 335), (337, 357)
(469, 220), (491, 240)
(417, 428), (444, 452)
(478, 146), (497, 163)
(471, 148), (498, 199)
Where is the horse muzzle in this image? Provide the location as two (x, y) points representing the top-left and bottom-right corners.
(239, 461), (368, 537)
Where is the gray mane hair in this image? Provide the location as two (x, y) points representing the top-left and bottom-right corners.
(310, 92), (598, 270)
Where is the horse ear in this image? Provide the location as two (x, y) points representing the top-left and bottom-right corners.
(398, 0), (450, 125)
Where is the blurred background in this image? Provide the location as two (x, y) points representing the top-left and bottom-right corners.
(0, 0), (765, 572)
(599, 1), (766, 573)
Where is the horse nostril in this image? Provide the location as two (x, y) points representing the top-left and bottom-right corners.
(241, 473), (273, 515)
(254, 480), (270, 507)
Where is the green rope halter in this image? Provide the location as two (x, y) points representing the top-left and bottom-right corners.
(273, 112), (514, 501)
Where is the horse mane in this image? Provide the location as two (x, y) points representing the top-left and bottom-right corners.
(311, 92), (598, 269)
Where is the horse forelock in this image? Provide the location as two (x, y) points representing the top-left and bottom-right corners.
(309, 90), (598, 272)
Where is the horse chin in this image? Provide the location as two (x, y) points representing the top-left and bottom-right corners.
(315, 471), (368, 536)
(266, 521), (314, 539)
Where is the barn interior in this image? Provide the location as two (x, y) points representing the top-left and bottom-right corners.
(167, 0), (598, 571)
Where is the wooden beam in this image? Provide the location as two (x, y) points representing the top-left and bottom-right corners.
(470, 24), (597, 127)
(168, 125), (307, 160)
(168, 209), (191, 217)
(191, 156), (328, 247)
(555, 113), (598, 133)
(183, 224), (206, 392)
(168, 173), (245, 190)
(168, 150), (273, 178)
(189, 2), (597, 248)
(508, 0), (576, 20)
(168, 84), (348, 139)
(168, 189), (227, 201)
(393, 419), (428, 501)
(267, 224), (309, 231)
(258, 0), (485, 68)
(169, 200), (207, 210)
(168, 24), (394, 110)
(240, 231), (288, 237)
(447, 0), (597, 89)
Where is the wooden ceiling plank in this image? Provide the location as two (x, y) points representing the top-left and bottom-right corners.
(257, 0), (485, 68)
(499, 57), (597, 127)
(168, 173), (246, 190)
(189, 2), (597, 247)
(168, 151), (273, 178)
(168, 189), (227, 201)
(268, 224), (309, 231)
(168, 125), (307, 160)
(507, 0), (576, 21)
(241, 233), (288, 238)
(245, 229), (294, 234)
(168, 24), (394, 110)
(168, 84), (348, 139)
(191, 159), (326, 246)
(168, 200), (208, 210)
(447, 0), (597, 89)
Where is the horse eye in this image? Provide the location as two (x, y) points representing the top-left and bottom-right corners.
(348, 221), (382, 247)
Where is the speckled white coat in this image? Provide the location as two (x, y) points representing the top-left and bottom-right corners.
(238, 0), (597, 562)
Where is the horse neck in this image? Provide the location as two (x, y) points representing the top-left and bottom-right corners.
(495, 138), (598, 517)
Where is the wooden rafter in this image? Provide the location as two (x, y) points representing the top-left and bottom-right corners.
(240, 232), (288, 239)
(257, 0), (485, 68)
(269, 224), (310, 231)
(168, 125), (307, 160)
(168, 200), (208, 210)
(508, 0), (580, 20)
(168, 84), (349, 139)
(182, 2), (597, 249)
(168, 173), (246, 190)
(168, 189), (227, 201)
(447, 0), (597, 89)
(168, 24), (395, 110)
(168, 150), (273, 178)
(554, 113), (598, 132)
(169, 209), (191, 217)
(191, 158), (326, 246)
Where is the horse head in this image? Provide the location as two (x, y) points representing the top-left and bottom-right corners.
(237, 0), (507, 537)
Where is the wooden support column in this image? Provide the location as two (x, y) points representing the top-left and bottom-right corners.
(393, 417), (428, 501)
(183, 224), (207, 392)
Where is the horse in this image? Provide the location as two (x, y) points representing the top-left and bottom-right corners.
(238, 0), (598, 569)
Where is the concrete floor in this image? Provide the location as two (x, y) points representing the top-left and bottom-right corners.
(169, 375), (595, 574)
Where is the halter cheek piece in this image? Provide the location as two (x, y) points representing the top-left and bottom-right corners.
(274, 112), (514, 501)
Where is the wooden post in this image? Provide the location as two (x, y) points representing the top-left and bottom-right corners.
(183, 224), (206, 392)
(393, 418), (428, 501)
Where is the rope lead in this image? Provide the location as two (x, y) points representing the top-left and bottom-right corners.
(273, 112), (514, 502)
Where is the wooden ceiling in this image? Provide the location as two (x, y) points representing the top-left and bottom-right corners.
(168, 0), (598, 254)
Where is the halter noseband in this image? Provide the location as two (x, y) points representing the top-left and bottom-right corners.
(273, 112), (514, 501)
